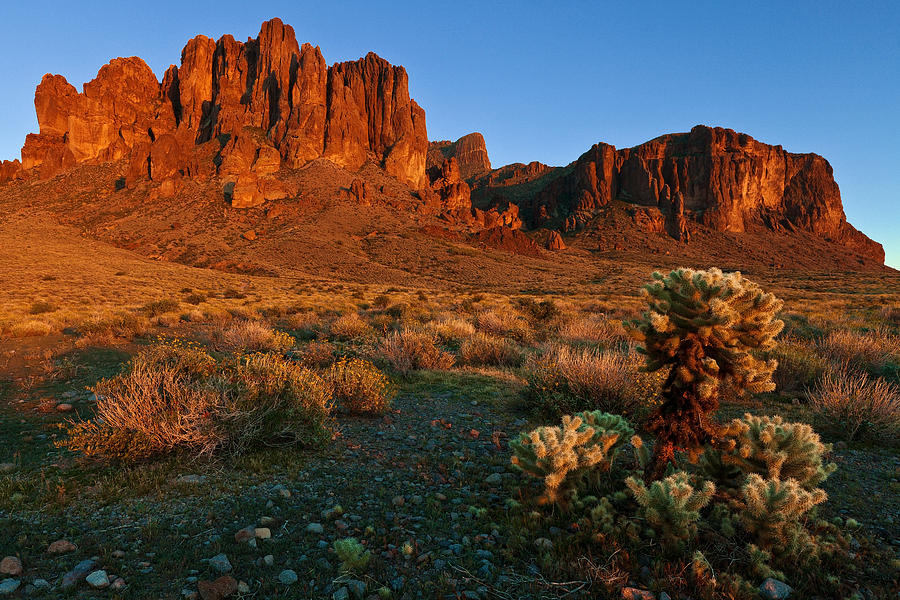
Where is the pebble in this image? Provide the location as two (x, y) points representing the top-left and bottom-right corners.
(32, 579), (49, 590)
(306, 522), (324, 534)
(56, 403), (73, 412)
(263, 555), (274, 567)
(759, 578), (793, 599)
(333, 587), (350, 600)
(47, 539), (76, 554)
(484, 473), (503, 485)
(177, 474), (207, 485)
(86, 570), (110, 589)
(278, 569), (298, 585)
(110, 577), (127, 591)
(346, 579), (366, 599)
(208, 553), (232, 574)
(255, 527), (271, 539)
(61, 559), (96, 589)
(234, 526), (255, 543)
(0, 580), (19, 596)
(0, 558), (21, 577)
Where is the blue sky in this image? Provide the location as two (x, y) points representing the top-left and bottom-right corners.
(2, 1), (898, 267)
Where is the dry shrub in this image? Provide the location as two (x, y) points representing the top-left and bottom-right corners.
(216, 320), (294, 354)
(330, 312), (374, 341)
(79, 312), (149, 339)
(459, 332), (523, 367)
(819, 328), (899, 374)
(294, 339), (337, 367)
(327, 357), (394, 414)
(140, 298), (181, 317)
(558, 313), (627, 346)
(282, 311), (322, 334)
(475, 309), (532, 341)
(10, 319), (54, 337)
(222, 353), (333, 452)
(379, 328), (455, 373)
(59, 343), (332, 461)
(524, 344), (649, 418)
(426, 314), (476, 343)
(810, 368), (900, 444)
(768, 339), (829, 394)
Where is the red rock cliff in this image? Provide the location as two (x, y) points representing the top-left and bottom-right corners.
(521, 125), (883, 261)
(11, 18), (428, 189)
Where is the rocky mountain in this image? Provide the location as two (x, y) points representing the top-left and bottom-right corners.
(459, 126), (884, 262)
(0, 19), (885, 267)
(1, 18), (427, 206)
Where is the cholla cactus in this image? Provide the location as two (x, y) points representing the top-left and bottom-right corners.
(702, 414), (836, 490)
(625, 471), (715, 552)
(576, 410), (634, 455)
(333, 537), (371, 573)
(510, 414), (621, 507)
(735, 474), (827, 555)
(625, 268), (784, 478)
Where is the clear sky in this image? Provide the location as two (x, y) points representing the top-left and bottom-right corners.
(2, 1), (898, 267)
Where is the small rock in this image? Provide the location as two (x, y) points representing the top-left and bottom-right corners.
(110, 577), (127, 591)
(61, 559), (96, 589)
(346, 579), (366, 599)
(242, 230), (257, 241)
(32, 579), (49, 590)
(306, 523), (324, 534)
(198, 575), (238, 600)
(237, 581), (249, 593)
(234, 527), (255, 543)
(278, 570), (298, 585)
(255, 527), (271, 539)
(333, 587), (350, 600)
(111, 549), (125, 558)
(56, 403), (73, 412)
(759, 578), (793, 600)
(86, 570), (110, 589)
(177, 475), (207, 485)
(0, 558), (21, 577)
(484, 473), (503, 485)
(208, 553), (232, 574)
(263, 555), (274, 567)
(622, 588), (655, 600)
(0, 579), (19, 596)
(392, 495), (405, 507)
(534, 538), (553, 550)
(47, 539), (76, 554)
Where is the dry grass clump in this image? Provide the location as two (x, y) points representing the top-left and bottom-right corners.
(768, 338), (829, 394)
(523, 344), (643, 418)
(819, 328), (899, 374)
(59, 342), (332, 461)
(475, 309), (532, 341)
(327, 357), (394, 414)
(140, 298), (181, 317)
(426, 313), (476, 343)
(294, 339), (337, 367)
(459, 332), (524, 367)
(330, 312), (374, 341)
(216, 320), (294, 354)
(557, 313), (627, 346)
(810, 368), (900, 444)
(77, 312), (150, 343)
(9, 319), (55, 337)
(29, 300), (57, 315)
(379, 328), (455, 373)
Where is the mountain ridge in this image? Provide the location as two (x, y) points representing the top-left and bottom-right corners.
(0, 17), (885, 267)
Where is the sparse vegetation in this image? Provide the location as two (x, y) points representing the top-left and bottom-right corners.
(378, 328), (454, 373)
(215, 320), (294, 354)
(327, 357), (394, 414)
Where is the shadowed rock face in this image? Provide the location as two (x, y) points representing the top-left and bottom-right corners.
(427, 133), (491, 181)
(12, 18), (428, 189)
(517, 125), (883, 261)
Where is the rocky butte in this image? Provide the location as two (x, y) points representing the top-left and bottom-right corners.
(0, 18), (885, 265)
